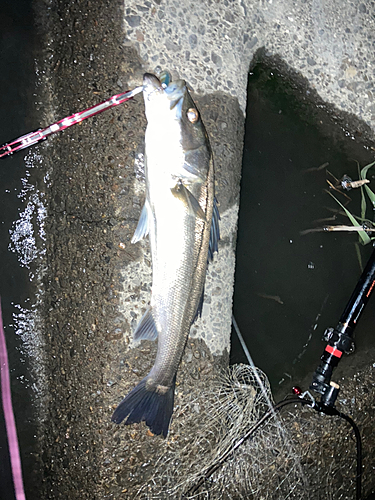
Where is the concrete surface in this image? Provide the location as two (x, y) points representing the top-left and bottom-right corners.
(124, 0), (375, 127)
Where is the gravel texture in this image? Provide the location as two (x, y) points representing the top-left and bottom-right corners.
(123, 0), (375, 129)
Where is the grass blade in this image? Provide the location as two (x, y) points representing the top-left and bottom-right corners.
(358, 161), (367, 220)
(354, 242), (363, 273)
(360, 161), (375, 208)
(327, 191), (371, 245)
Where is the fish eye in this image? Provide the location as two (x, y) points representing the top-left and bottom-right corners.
(187, 108), (199, 123)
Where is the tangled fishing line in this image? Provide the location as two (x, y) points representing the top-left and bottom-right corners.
(134, 362), (361, 500)
(136, 364), (307, 499)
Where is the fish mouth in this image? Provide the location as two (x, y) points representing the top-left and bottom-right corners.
(143, 73), (164, 101)
(143, 72), (186, 116)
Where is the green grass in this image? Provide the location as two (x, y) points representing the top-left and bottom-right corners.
(329, 161), (375, 246)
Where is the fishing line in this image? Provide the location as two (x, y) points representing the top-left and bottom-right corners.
(161, 312), (362, 500)
(0, 298), (26, 500)
(232, 315), (307, 487)
(183, 396), (311, 497)
(184, 396), (363, 499)
(142, 363), (310, 500)
(232, 315), (275, 410)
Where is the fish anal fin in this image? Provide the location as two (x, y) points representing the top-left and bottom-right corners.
(171, 180), (205, 220)
(133, 307), (158, 341)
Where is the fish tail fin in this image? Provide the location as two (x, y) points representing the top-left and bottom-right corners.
(111, 376), (175, 438)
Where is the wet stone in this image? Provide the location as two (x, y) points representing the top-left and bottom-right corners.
(211, 51), (222, 68)
(248, 36), (258, 49)
(125, 15), (141, 27)
(189, 34), (198, 49)
(359, 3), (367, 13)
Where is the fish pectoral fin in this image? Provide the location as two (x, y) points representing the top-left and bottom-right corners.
(133, 307), (158, 341)
(131, 201), (151, 244)
(171, 181), (205, 220)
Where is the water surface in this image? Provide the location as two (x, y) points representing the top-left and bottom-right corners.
(231, 62), (375, 396)
(0, 1), (42, 497)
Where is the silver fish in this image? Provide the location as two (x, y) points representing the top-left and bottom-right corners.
(112, 72), (219, 437)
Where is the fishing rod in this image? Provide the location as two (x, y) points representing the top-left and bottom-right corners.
(0, 86), (143, 159)
(0, 299), (26, 500)
(310, 245), (375, 407)
(304, 244), (375, 500)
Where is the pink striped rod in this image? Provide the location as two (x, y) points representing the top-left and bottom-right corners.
(0, 86), (143, 158)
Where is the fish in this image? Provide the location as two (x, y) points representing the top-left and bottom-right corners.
(256, 293), (284, 305)
(112, 72), (220, 437)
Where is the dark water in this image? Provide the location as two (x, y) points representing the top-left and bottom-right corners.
(231, 62), (375, 396)
(0, 1), (40, 498)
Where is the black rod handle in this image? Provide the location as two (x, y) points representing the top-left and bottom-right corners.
(311, 246), (375, 402)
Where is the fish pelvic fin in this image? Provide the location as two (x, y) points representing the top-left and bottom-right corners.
(131, 200), (151, 244)
(193, 290), (204, 323)
(171, 180), (205, 220)
(111, 376), (175, 438)
(133, 307), (158, 341)
(208, 196), (220, 261)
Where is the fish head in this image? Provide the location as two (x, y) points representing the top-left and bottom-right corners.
(143, 73), (210, 159)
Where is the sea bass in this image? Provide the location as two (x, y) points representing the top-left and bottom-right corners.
(112, 72), (219, 437)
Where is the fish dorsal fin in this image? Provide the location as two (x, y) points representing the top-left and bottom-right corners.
(208, 196), (220, 261)
(131, 201), (151, 244)
(133, 307), (158, 341)
(171, 180), (205, 220)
